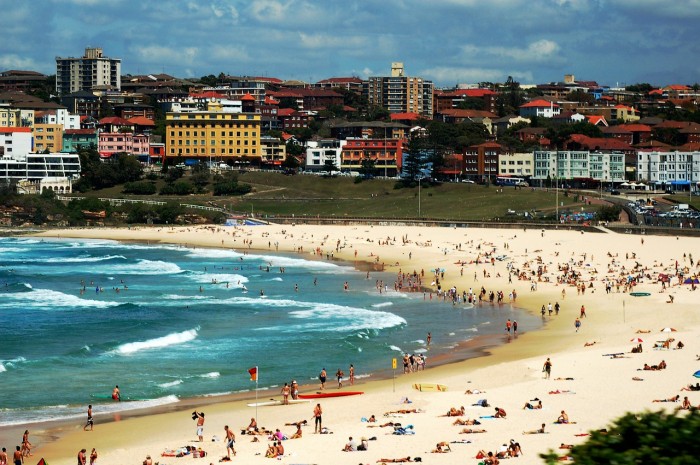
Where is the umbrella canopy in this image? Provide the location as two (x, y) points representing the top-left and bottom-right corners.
(661, 327), (677, 333)
(630, 338), (644, 343)
(683, 277), (699, 284)
(694, 370), (700, 378)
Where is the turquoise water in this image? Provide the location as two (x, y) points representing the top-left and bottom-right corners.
(0, 236), (540, 426)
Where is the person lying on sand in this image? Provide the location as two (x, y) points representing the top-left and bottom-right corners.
(632, 377), (644, 381)
(681, 383), (700, 391)
(376, 457), (412, 462)
(554, 377), (574, 381)
(559, 444), (574, 450)
(523, 423), (547, 434)
(464, 389), (485, 394)
(385, 409), (422, 415)
(523, 400), (542, 409)
(284, 419), (308, 426)
(584, 341), (597, 347)
(549, 390), (575, 394)
(367, 422), (401, 428)
(652, 394), (680, 403)
(452, 418), (481, 426)
(459, 428), (487, 434)
(636, 329), (651, 333)
(431, 442), (451, 453)
(443, 406), (465, 417)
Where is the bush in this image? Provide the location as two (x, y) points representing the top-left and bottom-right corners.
(160, 181), (194, 196)
(597, 204), (622, 222)
(213, 181), (252, 196)
(123, 181), (157, 195)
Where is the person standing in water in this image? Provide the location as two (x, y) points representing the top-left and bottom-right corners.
(112, 385), (120, 401)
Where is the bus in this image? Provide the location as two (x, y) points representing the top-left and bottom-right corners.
(496, 176), (528, 187)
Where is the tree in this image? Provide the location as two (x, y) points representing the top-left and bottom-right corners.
(541, 410), (700, 465)
(114, 153), (144, 183)
(456, 97), (486, 111)
(278, 97), (299, 110)
(322, 158), (338, 173)
(359, 155), (376, 178)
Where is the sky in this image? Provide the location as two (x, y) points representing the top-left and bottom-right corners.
(1, 0), (699, 88)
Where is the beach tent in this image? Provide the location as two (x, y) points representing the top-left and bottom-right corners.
(683, 277), (699, 284)
(620, 182), (631, 187)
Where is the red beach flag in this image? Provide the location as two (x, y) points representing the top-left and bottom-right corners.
(248, 366), (258, 382)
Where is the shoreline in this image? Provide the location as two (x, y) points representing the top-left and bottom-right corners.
(10, 224), (700, 465)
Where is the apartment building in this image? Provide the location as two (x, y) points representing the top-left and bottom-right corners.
(260, 136), (287, 167)
(340, 138), (403, 176)
(519, 99), (561, 118)
(464, 142), (505, 182)
(33, 123), (63, 153)
(56, 47), (121, 95)
(365, 63), (434, 119)
(0, 104), (22, 127)
(637, 151), (700, 190)
(305, 139), (346, 171)
(165, 111), (261, 162)
(499, 152), (534, 178)
(62, 129), (98, 153)
(533, 150), (625, 184)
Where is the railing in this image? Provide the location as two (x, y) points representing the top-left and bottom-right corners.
(56, 196), (225, 212)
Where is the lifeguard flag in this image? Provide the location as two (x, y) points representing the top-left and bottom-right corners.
(248, 366), (258, 381)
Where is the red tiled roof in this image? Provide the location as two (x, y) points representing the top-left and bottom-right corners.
(614, 104), (637, 112)
(280, 132), (295, 141)
(568, 134), (631, 151)
(679, 123), (700, 134)
(439, 109), (497, 118)
(676, 142), (700, 151)
(190, 91), (227, 99)
(65, 129), (97, 135)
(264, 96), (280, 105)
(277, 108), (298, 116)
(390, 112), (420, 121)
(648, 89), (664, 95)
(0, 127), (31, 133)
(98, 116), (132, 126)
(343, 105), (357, 112)
(128, 116), (155, 126)
(520, 99), (559, 108)
(469, 141), (502, 149)
(654, 120), (689, 129)
(240, 93), (255, 101)
(620, 124), (652, 132)
(437, 89), (497, 98)
(601, 126), (631, 134)
(586, 115), (607, 126)
(664, 84), (691, 91)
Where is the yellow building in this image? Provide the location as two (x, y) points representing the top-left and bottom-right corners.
(165, 112), (261, 161)
(0, 104), (21, 127)
(33, 123), (64, 153)
(260, 136), (287, 167)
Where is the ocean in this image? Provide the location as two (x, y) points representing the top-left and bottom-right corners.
(0, 236), (540, 427)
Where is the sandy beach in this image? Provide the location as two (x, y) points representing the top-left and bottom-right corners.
(7, 224), (700, 465)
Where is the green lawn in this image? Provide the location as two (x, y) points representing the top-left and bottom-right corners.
(77, 171), (583, 221)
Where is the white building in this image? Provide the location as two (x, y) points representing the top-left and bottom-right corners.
(35, 108), (80, 130)
(637, 151), (700, 191)
(499, 152), (534, 178)
(56, 47), (121, 95)
(519, 99), (561, 118)
(533, 150), (625, 183)
(305, 139), (346, 171)
(0, 127), (33, 156)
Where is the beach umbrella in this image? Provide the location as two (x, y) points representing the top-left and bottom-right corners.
(694, 370), (700, 378)
(683, 277), (699, 284)
(630, 338), (643, 343)
(661, 327), (676, 333)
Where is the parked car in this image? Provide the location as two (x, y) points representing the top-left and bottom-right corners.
(610, 189), (621, 195)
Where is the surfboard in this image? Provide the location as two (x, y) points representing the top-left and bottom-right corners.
(630, 292), (651, 297)
(297, 391), (363, 399)
(413, 383), (448, 392)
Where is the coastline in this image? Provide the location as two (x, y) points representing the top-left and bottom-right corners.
(10, 224), (700, 465)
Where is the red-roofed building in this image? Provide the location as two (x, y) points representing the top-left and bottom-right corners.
(620, 124), (652, 145)
(114, 103), (154, 120)
(0, 126), (33, 155)
(612, 104), (639, 122)
(679, 123), (700, 144)
(62, 128), (98, 153)
(277, 108), (309, 130)
(390, 112), (421, 125)
(464, 141), (507, 182)
(314, 77), (363, 94)
(433, 88), (497, 114)
(519, 99), (560, 118)
(586, 115), (608, 126)
(341, 138), (404, 176)
(564, 134), (634, 155)
(436, 153), (465, 181)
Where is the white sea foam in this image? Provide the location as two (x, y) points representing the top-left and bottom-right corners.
(0, 247), (23, 253)
(371, 302), (394, 308)
(414, 348), (427, 354)
(0, 364), (5, 373)
(162, 294), (211, 301)
(159, 379), (183, 388)
(111, 328), (199, 355)
(266, 302), (406, 333)
(43, 255), (127, 263)
(0, 288), (119, 309)
(270, 277), (283, 281)
(186, 248), (243, 259)
(199, 372), (220, 379)
(189, 273), (249, 286)
(389, 345), (403, 352)
(102, 260), (183, 275)
(243, 253), (345, 272)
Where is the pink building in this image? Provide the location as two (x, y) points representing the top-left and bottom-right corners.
(98, 132), (149, 159)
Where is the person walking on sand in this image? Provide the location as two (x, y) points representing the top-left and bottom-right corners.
(224, 425), (236, 458)
(575, 318), (581, 332)
(319, 368), (327, 390)
(89, 448), (97, 465)
(349, 364), (355, 385)
(312, 403), (323, 433)
(194, 411), (205, 442)
(12, 447), (21, 465)
(543, 358), (552, 379)
(580, 305), (587, 318)
(0, 447), (8, 465)
(83, 404), (93, 431)
(20, 431), (31, 458)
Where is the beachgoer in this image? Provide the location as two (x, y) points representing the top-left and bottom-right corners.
(20, 431), (31, 458)
(89, 448), (97, 465)
(0, 447), (8, 465)
(336, 368), (344, 388)
(524, 423), (546, 434)
(575, 318), (581, 332)
(194, 411), (205, 442)
(375, 457), (412, 463)
(557, 410), (569, 423)
(13, 447), (21, 465)
(77, 449), (86, 465)
(319, 368), (327, 390)
(543, 358), (552, 379)
(313, 403), (322, 433)
(112, 385), (120, 401)
(349, 364), (355, 385)
(84, 404), (93, 431)
(281, 383), (290, 405)
(432, 442), (451, 453)
(224, 425), (236, 458)
(427, 332), (432, 346)
(494, 407), (507, 418)
(343, 436), (357, 451)
(580, 305), (586, 318)
(290, 422), (303, 439)
(275, 441), (284, 457)
(247, 417), (258, 434)
(143, 455), (153, 465)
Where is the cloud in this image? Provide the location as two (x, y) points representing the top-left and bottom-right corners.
(615, 0), (700, 18)
(298, 33), (369, 49)
(132, 45), (200, 66)
(0, 54), (39, 70)
(248, 0), (290, 22)
(460, 39), (561, 64)
(421, 66), (533, 85)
